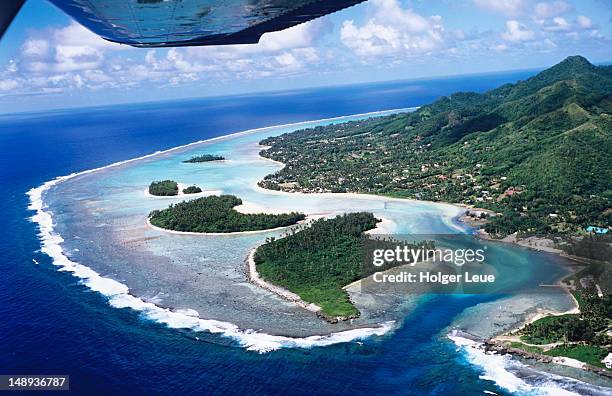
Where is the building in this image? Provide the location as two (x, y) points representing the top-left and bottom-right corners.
(603, 353), (612, 369)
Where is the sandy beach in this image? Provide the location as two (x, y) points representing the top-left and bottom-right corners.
(246, 248), (323, 316)
(31, 108), (583, 349)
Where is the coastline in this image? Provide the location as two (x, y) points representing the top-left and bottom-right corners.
(454, 224), (611, 378)
(27, 109), (413, 352)
(246, 248), (324, 316)
(26, 106), (609, 393)
(254, 147), (606, 379)
(253, 147), (586, 323)
(28, 106), (601, 388)
(145, 216), (311, 236)
(244, 214), (396, 322)
(254, 151), (466, 226)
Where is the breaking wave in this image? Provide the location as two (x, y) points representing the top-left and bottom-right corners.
(449, 332), (610, 396)
(27, 110), (408, 353)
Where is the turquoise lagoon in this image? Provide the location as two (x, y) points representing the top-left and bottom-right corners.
(36, 110), (579, 350)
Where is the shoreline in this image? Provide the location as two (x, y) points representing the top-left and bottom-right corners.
(255, 151), (466, 224)
(253, 147), (606, 379)
(145, 216), (311, 236)
(244, 215), (396, 321)
(27, 109), (413, 352)
(246, 248), (324, 316)
(456, 226), (611, 378)
(28, 105), (597, 374)
(448, 331), (612, 393)
(252, 149), (586, 325)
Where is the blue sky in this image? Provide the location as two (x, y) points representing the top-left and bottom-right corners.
(0, 0), (610, 113)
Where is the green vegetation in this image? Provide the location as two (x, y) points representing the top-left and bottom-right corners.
(149, 195), (304, 233)
(507, 341), (544, 354)
(254, 213), (429, 319)
(182, 185), (202, 194)
(544, 345), (609, 368)
(254, 213), (378, 318)
(521, 314), (594, 344)
(149, 180), (178, 196)
(572, 290), (586, 310)
(259, 56), (612, 237)
(183, 154), (225, 163)
(521, 292), (610, 344)
(514, 258), (611, 369)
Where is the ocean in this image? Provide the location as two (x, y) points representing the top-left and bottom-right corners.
(1, 70), (609, 395)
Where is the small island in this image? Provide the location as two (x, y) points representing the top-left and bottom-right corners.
(149, 180), (179, 196)
(182, 185), (202, 194)
(149, 195), (305, 233)
(254, 213), (378, 320)
(253, 212), (427, 321)
(183, 154), (225, 163)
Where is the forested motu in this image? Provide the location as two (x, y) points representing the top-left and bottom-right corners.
(182, 185), (202, 194)
(254, 213), (379, 318)
(254, 212), (430, 319)
(148, 195), (304, 233)
(183, 154), (225, 163)
(259, 56), (612, 237)
(149, 180), (178, 196)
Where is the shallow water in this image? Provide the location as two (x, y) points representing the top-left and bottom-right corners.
(40, 109), (578, 344)
(41, 110), (465, 338)
(4, 75), (610, 394)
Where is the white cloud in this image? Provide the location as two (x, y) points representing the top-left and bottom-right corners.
(274, 53), (299, 69)
(473, 0), (527, 17)
(501, 20), (535, 42)
(258, 19), (332, 52)
(493, 44), (510, 52)
(576, 15), (592, 29)
(179, 18), (330, 63)
(0, 79), (18, 91)
(4, 16), (332, 95)
(22, 39), (49, 57)
(340, 0), (446, 57)
(52, 22), (121, 50)
(528, 37), (557, 51)
(20, 22), (127, 75)
(542, 16), (572, 31)
(0, 1), (608, 100)
(54, 45), (103, 72)
(534, 1), (571, 18)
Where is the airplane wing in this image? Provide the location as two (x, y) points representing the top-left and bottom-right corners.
(0, 0), (26, 40)
(2, 0), (365, 47)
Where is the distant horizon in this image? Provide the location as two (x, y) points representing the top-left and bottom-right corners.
(2, 56), (609, 117)
(1, 0), (610, 113)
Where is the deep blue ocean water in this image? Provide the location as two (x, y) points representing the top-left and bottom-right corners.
(0, 70), (592, 395)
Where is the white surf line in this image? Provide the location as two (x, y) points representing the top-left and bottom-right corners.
(27, 110), (408, 353)
(448, 332), (595, 396)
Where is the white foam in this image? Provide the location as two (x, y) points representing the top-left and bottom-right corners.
(27, 110), (407, 353)
(448, 332), (590, 396)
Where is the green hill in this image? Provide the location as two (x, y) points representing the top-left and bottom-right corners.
(259, 56), (612, 236)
